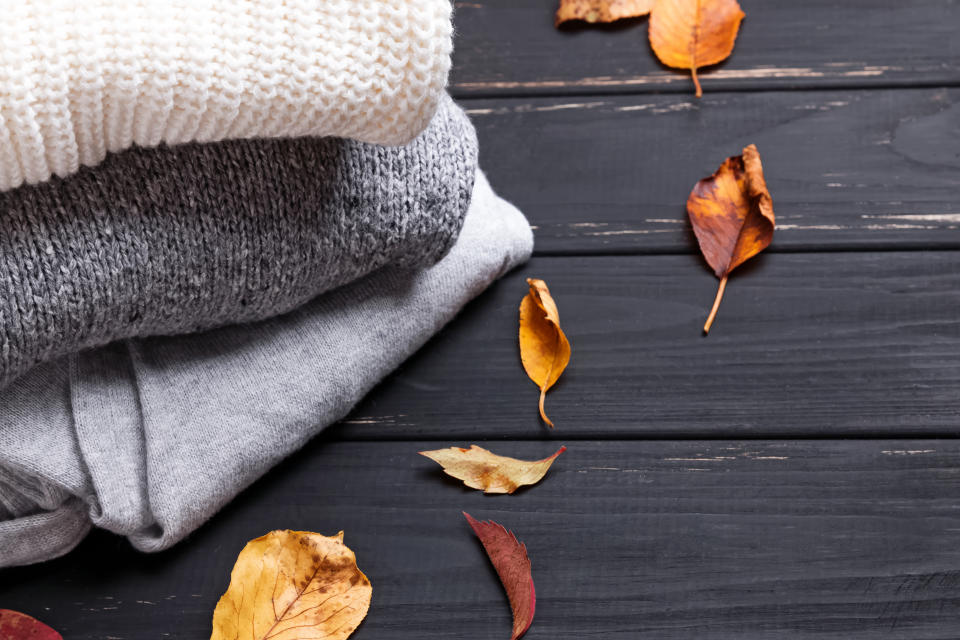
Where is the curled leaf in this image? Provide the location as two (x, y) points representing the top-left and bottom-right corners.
(210, 530), (371, 640)
(687, 144), (775, 334)
(420, 445), (566, 494)
(648, 0), (745, 97)
(555, 0), (653, 26)
(0, 610), (62, 640)
(519, 278), (571, 427)
(464, 513), (535, 640)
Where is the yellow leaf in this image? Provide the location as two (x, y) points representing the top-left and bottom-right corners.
(420, 445), (566, 494)
(519, 278), (571, 427)
(210, 530), (371, 640)
(648, 0), (746, 97)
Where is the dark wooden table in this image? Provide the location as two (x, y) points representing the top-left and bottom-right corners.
(5, 2), (960, 637)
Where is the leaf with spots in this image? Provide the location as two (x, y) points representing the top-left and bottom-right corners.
(0, 610), (62, 640)
(420, 445), (566, 494)
(464, 513), (536, 640)
(687, 144), (775, 334)
(555, 0), (653, 26)
(519, 278), (571, 427)
(210, 530), (371, 640)
(649, 0), (745, 96)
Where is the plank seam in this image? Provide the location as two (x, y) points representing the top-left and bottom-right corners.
(532, 244), (960, 258)
(323, 432), (960, 443)
(451, 79), (960, 102)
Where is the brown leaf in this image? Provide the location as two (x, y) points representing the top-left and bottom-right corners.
(420, 445), (566, 494)
(648, 0), (745, 96)
(555, 0), (653, 26)
(687, 144), (774, 334)
(210, 530), (371, 640)
(464, 513), (535, 640)
(0, 610), (62, 640)
(519, 278), (571, 427)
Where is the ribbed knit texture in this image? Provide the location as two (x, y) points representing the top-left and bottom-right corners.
(0, 94), (477, 389)
(0, 171), (534, 567)
(0, 0), (453, 191)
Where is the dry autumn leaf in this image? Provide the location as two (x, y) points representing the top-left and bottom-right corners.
(210, 530), (371, 640)
(519, 278), (571, 427)
(420, 445), (566, 494)
(464, 513), (536, 640)
(0, 610), (62, 640)
(555, 0), (653, 26)
(687, 144), (774, 334)
(648, 0), (745, 97)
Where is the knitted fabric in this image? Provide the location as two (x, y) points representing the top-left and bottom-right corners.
(0, 94), (477, 389)
(0, 170), (534, 567)
(0, 0), (453, 191)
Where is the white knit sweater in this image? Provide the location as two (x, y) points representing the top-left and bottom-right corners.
(0, 0), (452, 191)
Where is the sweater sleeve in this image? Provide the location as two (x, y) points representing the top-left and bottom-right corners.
(0, 0), (452, 191)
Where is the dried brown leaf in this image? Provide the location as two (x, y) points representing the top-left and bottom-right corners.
(687, 144), (775, 333)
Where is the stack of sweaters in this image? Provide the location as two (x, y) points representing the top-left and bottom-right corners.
(0, 1), (533, 567)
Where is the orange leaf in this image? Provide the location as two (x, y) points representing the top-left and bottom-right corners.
(687, 144), (774, 334)
(519, 278), (571, 427)
(555, 0), (653, 26)
(420, 445), (566, 494)
(210, 530), (371, 640)
(464, 513), (535, 640)
(648, 0), (745, 97)
(0, 610), (62, 640)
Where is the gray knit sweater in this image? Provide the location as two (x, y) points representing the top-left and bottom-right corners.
(0, 170), (534, 567)
(0, 94), (476, 388)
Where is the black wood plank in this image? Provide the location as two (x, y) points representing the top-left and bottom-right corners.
(333, 252), (960, 439)
(4, 439), (960, 639)
(467, 89), (960, 255)
(451, 0), (960, 97)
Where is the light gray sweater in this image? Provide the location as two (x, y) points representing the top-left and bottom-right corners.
(0, 171), (533, 567)
(0, 94), (476, 389)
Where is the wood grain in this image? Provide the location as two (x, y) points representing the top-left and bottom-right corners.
(337, 252), (960, 439)
(451, 0), (960, 96)
(467, 89), (960, 254)
(4, 439), (960, 639)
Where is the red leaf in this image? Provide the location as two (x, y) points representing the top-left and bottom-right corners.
(463, 512), (536, 640)
(0, 610), (62, 640)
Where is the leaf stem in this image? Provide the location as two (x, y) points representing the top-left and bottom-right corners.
(538, 387), (554, 428)
(691, 66), (702, 98)
(703, 274), (728, 335)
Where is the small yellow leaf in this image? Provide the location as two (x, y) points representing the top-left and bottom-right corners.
(210, 530), (371, 640)
(420, 445), (566, 494)
(519, 278), (571, 427)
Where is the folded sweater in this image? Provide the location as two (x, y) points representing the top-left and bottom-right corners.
(0, 171), (534, 567)
(0, 0), (453, 191)
(0, 94), (476, 389)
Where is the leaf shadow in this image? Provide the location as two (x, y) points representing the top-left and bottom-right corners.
(415, 466), (550, 497)
(464, 529), (511, 610)
(416, 466), (477, 493)
(555, 15), (648, 34)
